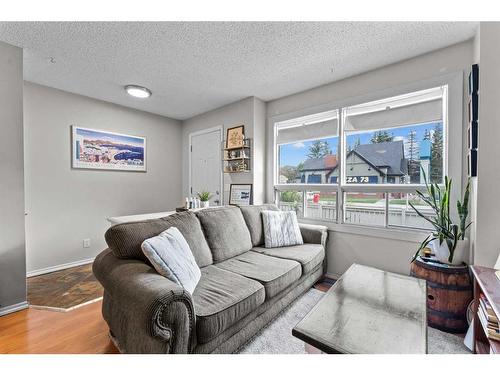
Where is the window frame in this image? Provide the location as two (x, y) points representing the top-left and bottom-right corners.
(270, 73), (463, 236)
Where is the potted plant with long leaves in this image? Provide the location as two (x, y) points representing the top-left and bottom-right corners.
(409, 167), (471, 265)
(197, 191), (213, 208)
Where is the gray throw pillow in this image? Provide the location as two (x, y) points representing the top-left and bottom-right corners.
(141, 227), (201, 294)
(262, 210), (304, 248)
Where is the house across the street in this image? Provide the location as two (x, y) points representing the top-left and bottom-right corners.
(299, 141), (408, 184)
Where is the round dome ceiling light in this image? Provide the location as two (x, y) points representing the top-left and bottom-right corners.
(125, 85), (152, 99)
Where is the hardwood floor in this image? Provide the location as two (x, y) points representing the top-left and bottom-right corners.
(0, 276), (334, 354)
(0, 300), (118, 354)
(313, 277), (336, 292)
(28, 263), (103, 310)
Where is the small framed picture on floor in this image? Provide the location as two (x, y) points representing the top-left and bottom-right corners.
(229, 184), (253, 206)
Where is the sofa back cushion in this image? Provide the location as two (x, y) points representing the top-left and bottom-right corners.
(239, 204), (279, 247)
(195, 206), (253, 263)
(105, 211), (213, 267)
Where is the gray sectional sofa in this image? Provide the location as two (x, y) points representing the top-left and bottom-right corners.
(93, 204), (328, 354)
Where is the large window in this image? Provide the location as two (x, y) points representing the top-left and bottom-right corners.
(277, 110), (338, 184)
(274, 86), (448, 230)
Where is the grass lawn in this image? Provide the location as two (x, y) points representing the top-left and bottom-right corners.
(390, 199), (426, 206)
(345, 198), (380, 204)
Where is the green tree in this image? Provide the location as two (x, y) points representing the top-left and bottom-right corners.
(423, 129), (431, 140)
(430, 126), (444, 183)
(279, 191), (302, 214)
(370, 130), (393, 143)
(280, 191), (301, 203)
(279, 165), (298, 183)
(307, 140), (332, 159)
(407, 130), (420, 183)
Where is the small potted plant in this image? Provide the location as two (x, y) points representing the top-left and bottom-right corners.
(410, 168), (471, 265)
(197, 191), (213, 208)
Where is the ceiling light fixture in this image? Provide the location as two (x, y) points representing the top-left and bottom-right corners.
(125, 85), (152, 99)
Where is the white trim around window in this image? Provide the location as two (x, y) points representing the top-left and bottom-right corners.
(268, 72), (464, 238)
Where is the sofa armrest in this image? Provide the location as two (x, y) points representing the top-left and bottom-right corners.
(93, 249), (195, 353)
(299, 223), (328, 248)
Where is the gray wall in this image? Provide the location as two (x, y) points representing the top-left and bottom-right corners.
(24, 82), (182, 274)
(266, 40), (474, 277)
(252, 97), (267, 204)
(0, 42), (26, 312)
(474, 23), (500, 267)
(181, 96), (266, 205)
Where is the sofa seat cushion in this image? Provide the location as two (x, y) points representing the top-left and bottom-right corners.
(195, 206), (253, 263)
(252, 244), (325, 274)
(215, 251), (302, 299)
(239, 204), (279, 247)
(192, 265), (265, 344)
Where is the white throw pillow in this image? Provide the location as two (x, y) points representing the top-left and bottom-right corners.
(141, 227), (201, 294)
(262, 210), (304, 248)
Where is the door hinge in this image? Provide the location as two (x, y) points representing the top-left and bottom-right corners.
(190, 145), (192, 152)
(190, 186), (193, 194)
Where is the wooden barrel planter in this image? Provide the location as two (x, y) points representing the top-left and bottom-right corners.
(410, 256), (473, 333)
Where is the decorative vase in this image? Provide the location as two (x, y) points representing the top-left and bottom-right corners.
(430, 238), (468, 265)
(201, 200), (209, 208)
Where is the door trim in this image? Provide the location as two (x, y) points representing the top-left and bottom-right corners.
(188, 125), (223, 205)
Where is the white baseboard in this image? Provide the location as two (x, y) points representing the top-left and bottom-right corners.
(0, 301), (28, 316)
(27, 257), (95, 278)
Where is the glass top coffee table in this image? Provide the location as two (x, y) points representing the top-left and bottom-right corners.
(293, 263), (427, 354)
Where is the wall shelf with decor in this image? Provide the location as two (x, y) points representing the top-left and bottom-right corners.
(222, 138), (251, 173)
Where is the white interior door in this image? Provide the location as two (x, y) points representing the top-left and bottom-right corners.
(190, 128), (222, 206)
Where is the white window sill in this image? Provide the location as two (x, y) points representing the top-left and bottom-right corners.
(298, 217), (429, 243)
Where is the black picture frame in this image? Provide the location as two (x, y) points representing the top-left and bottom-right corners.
(468, 92), (479, 123)
(229, 183), (253, 206)
(468, 121), (478, 150)
(468, 149), (477, 177)
(468, 64), (479, 95)
(225, 125), (245, 150)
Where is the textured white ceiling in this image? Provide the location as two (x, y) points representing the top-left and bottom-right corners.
(0, 22), (477, 120)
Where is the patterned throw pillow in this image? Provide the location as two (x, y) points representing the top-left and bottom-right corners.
(262, 210), (304, 248)
(141, 227), (201, 294)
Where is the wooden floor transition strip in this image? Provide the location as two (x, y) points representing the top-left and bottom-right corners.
(29, 296), (104, 313)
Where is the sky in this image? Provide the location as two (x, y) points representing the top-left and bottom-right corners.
(76, 127), (145, 147)
(279, 121), (442, 167)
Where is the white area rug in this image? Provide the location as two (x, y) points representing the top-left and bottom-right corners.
(238, 288), (471, 354)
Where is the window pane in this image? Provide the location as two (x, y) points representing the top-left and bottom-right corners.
(388, 192), (435, 230)
(343, 87), (445, 185)
(277, 191), (304, 218)
(304, 191), (337, 221)
(276, 110), (339, 184)
(278, 138), (339, 184)
(344, 192), (385, 226)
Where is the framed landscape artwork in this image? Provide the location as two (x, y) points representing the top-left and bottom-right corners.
(229, 183), (253, 206)
(72, 126), (147, 172)
(226, 125), (245, 149)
